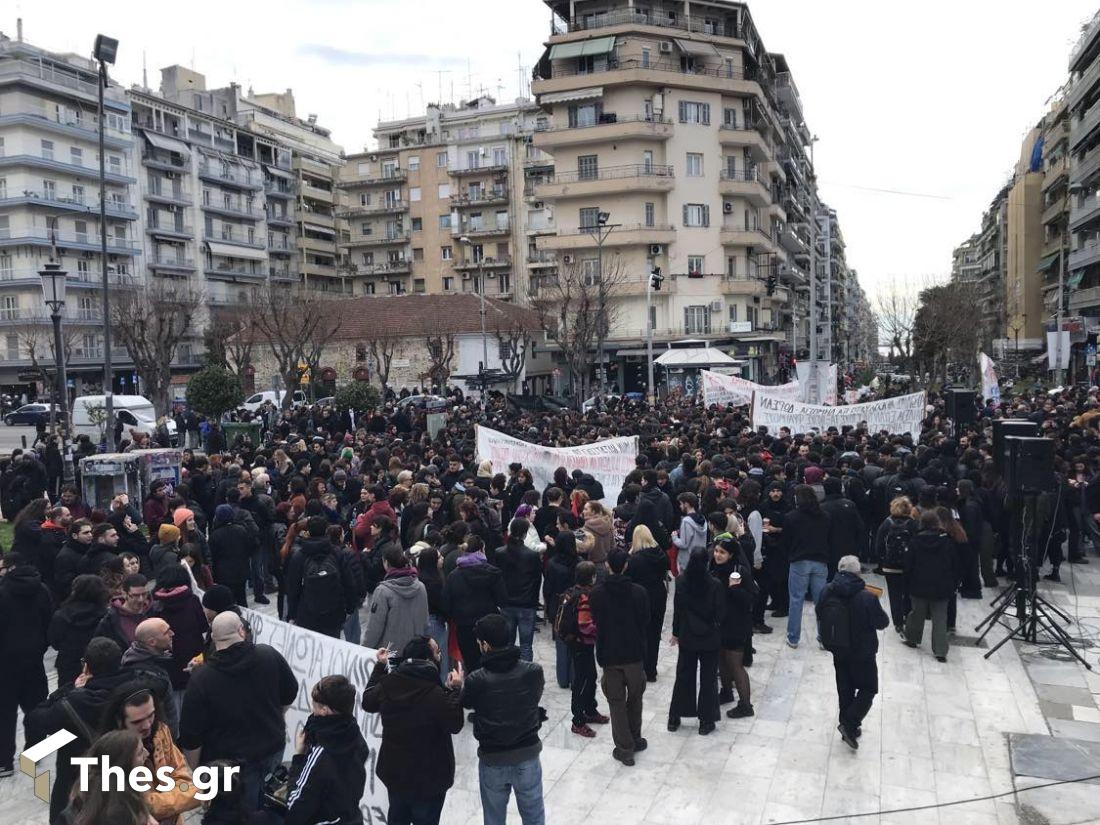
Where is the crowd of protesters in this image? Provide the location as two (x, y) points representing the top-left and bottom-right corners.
(0, 381), (1097, 824)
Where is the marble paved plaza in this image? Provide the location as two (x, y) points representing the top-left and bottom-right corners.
(4, 569), (1100, 824)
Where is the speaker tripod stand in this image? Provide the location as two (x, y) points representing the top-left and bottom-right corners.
(974, 493), (1093, 669)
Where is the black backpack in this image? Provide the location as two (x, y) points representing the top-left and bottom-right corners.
(882, 523), (912, 569)
(301, 553), (344, 623)
(817, 588), (853, 653)
(554, 586), (582, 644)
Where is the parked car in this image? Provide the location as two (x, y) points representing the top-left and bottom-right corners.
(396, 394), (448, 410)
(3, 403), (54, 426)
(239, 390), (306, 413)
(72, 395), (177, 445)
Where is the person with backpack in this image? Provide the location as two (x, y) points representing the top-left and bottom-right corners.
(668, 549), (725, 736)
(363, 543), (429, 653)
(815, 554), (890, 750)
(556, 561), (607, 738)
(903, 510), (957, 662)
(874, 496), (918, 633)
(285, 516), (358, 638)
(542, 529), (579, 689)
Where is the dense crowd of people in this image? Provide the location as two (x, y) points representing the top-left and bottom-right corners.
(0, 382), (1097, 824)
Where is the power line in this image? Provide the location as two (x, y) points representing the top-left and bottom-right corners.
(818, 180), (953, 200)
(767, 773), (1100, 824)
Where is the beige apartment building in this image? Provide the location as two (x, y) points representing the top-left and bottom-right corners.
(529, 0), (827, 386)
(338, 96), (553, 300)
(1006, 124), (1045, 343)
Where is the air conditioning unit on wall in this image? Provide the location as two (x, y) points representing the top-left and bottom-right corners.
(659, 42), (673, 54)
(649, 244), (662, 255)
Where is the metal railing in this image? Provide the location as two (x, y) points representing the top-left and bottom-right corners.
(535, 114), (672, 132)
(147, 223), (193, 236)
(544, 56), (752, 83)
(150, 255), (195, 268)
(552, 222), (674, 237)
(563, 8), (742, 38)
(720, 167), (762, 183)
(198, 165), (261, 187)
(0, 58), (100, 98)
(451, 192), (509, 206)
(544, 163), (673, 184)
(449, 163), (509, 176)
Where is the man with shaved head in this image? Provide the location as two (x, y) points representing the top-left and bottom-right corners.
(179, 611), (298, 820)
(120, 616), (179, 735)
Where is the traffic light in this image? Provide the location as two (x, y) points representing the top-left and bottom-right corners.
(766, 271), (778, 296)
(650, 266), (663, 291)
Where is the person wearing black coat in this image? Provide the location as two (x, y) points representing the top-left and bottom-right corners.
(625, 528), (670, 682)
(758, 483), (791, 617)
(108, 510), (152, 576)
(874, 499), (919, 633)
(816, 557), (890, 748)
(903, 511), (956, 661)
(488, 519), (543, 662)
(284, 676), (370, 825)
(417, 548), (450, 680)
(48, 574), (109, 688)
(284, 522), (358, 637)
(0, 553), (54, 772)
(441, 538), (507, 672)
(209, 504), (256, 606)
(783, 485), (834, 647)
(710, 539), (754, 718)
(821, 477), (868, 579)
(362, 636), (464, 824)
(668, 549), (725, 734)
(52, 519), (95, 601)
(543, 530), (579, 689)
(627, 472), (676, 541)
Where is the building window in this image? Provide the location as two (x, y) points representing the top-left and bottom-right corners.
(436, 151), (448, 168)
(70, 147), (83, 166)
(439, 214), (451, 229)
(641, 48), (651, 68)
(437, 183), (450, 199)
(495, 210), (509, 230)
(644, 202), (655, 227)
(723, 108), (738, 128)
(686, 153), (703, 177)
(441, 245), (452, 260)
(579, 207), (600, 228)
(43, 180), (56, 200)
(0, 254), (11, 278)
(364, 281), (376, 295)
(443, 276), (454, 291)
(410, 187), (421, 202)
(492, 147), (507, 166)
(414, 278), (426, 293)
(677, 101), (710, 125)
(41, 139), (54, 160)
(388, 281), (402, 295)
(359, 192), (372, 206)
(726, 256), (737, 278)
(413, 247), (424, 262)
(688, 256), (705, 275)
(683, 204), (710, 227)
(362, 252), (374, 265)
(581, 257), (599, 285)
(0, 216), (8, 239)
(498, 272), (511, 294)
(355, 343), (367, 361)
(5, 333), (17, 360)
(408, 155), (420, 171)
(684, 305), (710, 334)
(411, 217), (423, 231)
(577, 155), (599, 181)
(357, 162), (370, 176)
(728, 304), (738, 322)
(0, 178), (5, 199)
(360, 222), (372, 235)
(568, 103), (603, 128)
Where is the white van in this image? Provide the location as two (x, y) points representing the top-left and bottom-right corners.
(239, 390), (306, 413)
(72, 395), (177, 444)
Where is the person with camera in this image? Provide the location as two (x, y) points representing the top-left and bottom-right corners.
(362, 636), (465, 825)
(283, 675), (370, 825)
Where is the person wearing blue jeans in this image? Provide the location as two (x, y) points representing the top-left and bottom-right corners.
(781, 484), (835, 648)
(461, 613), (546, 825)
(490, 519), (543, 663)
(502, 606), (536, 662)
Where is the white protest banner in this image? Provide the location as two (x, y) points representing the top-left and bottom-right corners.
(700, 369), (800, 407)
(978, 351), (1000, 404)
(823, 364), (839, 406)
(239, 606), (387, 822)
(476, 425), (637, 505)
(751, 390), (927, 438)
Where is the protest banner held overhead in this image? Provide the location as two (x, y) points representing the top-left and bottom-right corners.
(979, 351), (1000, 404)
(751, 391), (927, 438)
(700, 370), (801, 407)
(476, 425), (638, 505)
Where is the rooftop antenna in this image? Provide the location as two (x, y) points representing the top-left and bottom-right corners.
(434, 70), (451, 105)
(415, 80), (424, 110)
(466, 58), (473, 101)
(142, 50), (148, 90)
(516, 52), (524, 99)
(496, 78), (505, 99)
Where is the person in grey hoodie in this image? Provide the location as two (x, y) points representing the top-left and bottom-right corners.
(363, 543), (429, 653)
(672, 492), (708, 574)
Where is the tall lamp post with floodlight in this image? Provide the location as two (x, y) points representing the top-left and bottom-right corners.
(39, 261), (74, 485)
(94, 33), (118, 447)
(583, 211), (619, 400)
(459, 235), (493, 397)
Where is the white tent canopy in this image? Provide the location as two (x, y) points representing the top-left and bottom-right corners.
(654, 347), (744, 368)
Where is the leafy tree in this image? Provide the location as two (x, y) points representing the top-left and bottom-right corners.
(333, 381), (380, 412)
(186, 367), (244, 420)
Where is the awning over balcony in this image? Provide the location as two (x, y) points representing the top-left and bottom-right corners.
(548, 36), (616, 60)
(143, 130), (190, 159)
(674, 38), (721, 57)
(205, 241), (266, 261)
(1067, 270), (1085, 290)
(265, 165), (293, 180)
(539, 86), (604, 105)
(1036, 252), (1061, 273)
(303, 223), (336, 237)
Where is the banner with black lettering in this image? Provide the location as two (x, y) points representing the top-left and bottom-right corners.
(751, 391), (927, 438)
(700, 369), (800, 407)
(476, 425), (637, 505)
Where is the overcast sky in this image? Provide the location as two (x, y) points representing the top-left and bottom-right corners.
(10, 0), (1099, 304)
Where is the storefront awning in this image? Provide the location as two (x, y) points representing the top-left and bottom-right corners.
(1036, 252), (1061, 273)
(144, 130), (190, 159)
(304, 223), (336, 237)
(205, 241), (266, 261)
(548, 36), (616, 60)
(655, 347), (742, 368)
(539, 86), (604, 105)
(674, 38), (721, 57)
(265, 165), (293, 180)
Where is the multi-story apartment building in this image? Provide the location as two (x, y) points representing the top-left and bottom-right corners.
(0, 30), (141, 394)
(1006, 124), (1046, 346)
(529, 0), (840, 386)
(973, 184), (1010, 354)
(1039, 95), (1070, 319)
(951, 234), (981, 285)
(1068, 13), (1100, 320)
(338, 96), (551, 301)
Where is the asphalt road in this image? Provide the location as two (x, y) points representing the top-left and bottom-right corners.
(0, 424), (40, 455)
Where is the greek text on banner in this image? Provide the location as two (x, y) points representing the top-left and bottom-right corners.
(700, 369), (800, 407)
(750, 391), (927, 438)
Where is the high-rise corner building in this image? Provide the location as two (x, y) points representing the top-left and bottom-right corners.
(1067, 13), (1100, 320)
(337, 96), (553, 301)
(528, 0), (832, 386)
(0, 29), (141, 394)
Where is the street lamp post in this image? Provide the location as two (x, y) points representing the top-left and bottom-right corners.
(39, 261), (74, 485)
(94, 34), (119, 448)
(584, 212), (618, 402)
(459, 236), (491, 399)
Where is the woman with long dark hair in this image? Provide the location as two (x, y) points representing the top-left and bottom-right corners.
(668, 549), (725, 735)
(782, 484), (833, 648)
(48, 573), (110, 687)
(63, 730), (156, 825)
(417, 546), (449, 681)
(11, 497), (49, 571)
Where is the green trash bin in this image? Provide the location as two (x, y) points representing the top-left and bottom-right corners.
(223, 421), (262, 448)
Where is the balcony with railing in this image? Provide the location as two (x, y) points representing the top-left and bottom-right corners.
(453, 255), (512, 272)
(350, 260), (412, 276)
(1071, 145), (1100, 186)
(535, 163), (673, 198)
(0, 57), (105, 103)
(0, 228), (140, 254)
(0, 107), (130, 149)
(264, 179), (295, 199)
(145, 182), (192, 206)
(148, 254), (195, 272)
(559, 8), (743, 39)
(0, 152), (135, 184)
(204, 261), (266, 282)
(526, 251), (557, 267)
(533, 114), (673, 147)
(451, 191), (509, 208)
(344, 230), (411, 248)
(339, 170), (408, 187)
(719, 167), (770, 206)
(538, 222), (676, 251)
(1072, 104), (1100, 152)
(339, 200), (409, 217)
(449, 163), (509, 178)
(454, 221), (511, 238)
(198, 164), (263, 190)
(146, 222), (194, 240)
(1069, 238), (1100, 271)
(0, 189), (137, 220)
(201, 199), (266, 220)
(534, 56), (764, 99)
(142, 149), (188, 173)
(266, 209), (294, 226)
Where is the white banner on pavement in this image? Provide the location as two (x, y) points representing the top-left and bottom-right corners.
(978, 351), (1000, 404)
(751, 391), (927, 438)
(476, 425), (637, 505)
(700, 370), (800, 407)
(240, 606), (387, 822)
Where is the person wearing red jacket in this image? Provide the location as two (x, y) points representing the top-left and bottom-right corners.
(352, 485), (396, 551)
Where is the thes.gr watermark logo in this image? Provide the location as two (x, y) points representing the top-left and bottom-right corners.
(20, 729), (78, 801)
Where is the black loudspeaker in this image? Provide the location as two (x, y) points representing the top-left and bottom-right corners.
(992, 420), (1040, 474)
(1005, 436), (1055, 495)
(945, 389), (976, 425)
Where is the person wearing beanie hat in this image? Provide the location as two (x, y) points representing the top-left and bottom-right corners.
(201, 584), (237, 620)
(820, 478), (867, 579)
(149, 523), (183, 584)
(803, 466), (826, 502)
(172, 508), (194, 529)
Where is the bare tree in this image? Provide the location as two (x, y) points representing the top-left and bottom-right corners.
(250, 285), (342, 408)
(368, 335), (398, 398)
(874, 284), (918, 366)
(112, 283), (202, 417)
(493, 317), (532, 390)
(913, 281), (982, 385)
(424, 334), (455, 389)
(530, 257), (626, 407)
(205, 307), (258, 379)
(14, 321), (78, 433)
